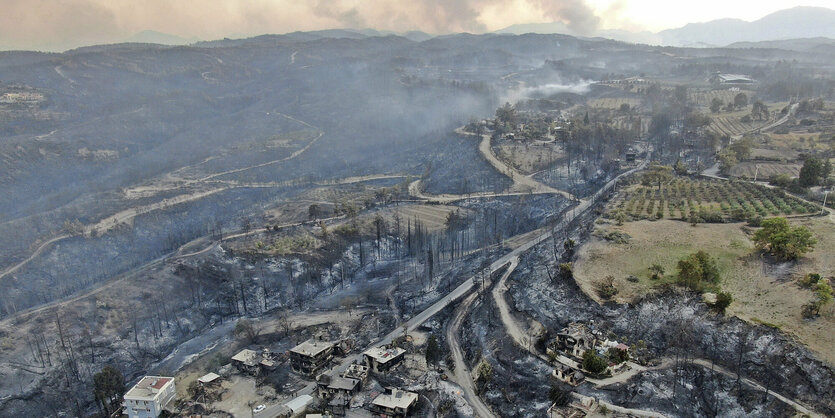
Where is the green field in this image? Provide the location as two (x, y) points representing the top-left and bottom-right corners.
(611, 177), (819, 221)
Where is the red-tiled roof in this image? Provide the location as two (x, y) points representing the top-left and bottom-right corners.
(150, 377), (171, 389)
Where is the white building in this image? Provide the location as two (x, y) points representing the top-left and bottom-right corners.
(362, 345), (406, 373)
(123, 376), (176, 418)
(371, 387), (418, 417)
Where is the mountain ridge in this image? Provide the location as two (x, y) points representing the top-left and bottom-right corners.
(497, 6), (835, 47)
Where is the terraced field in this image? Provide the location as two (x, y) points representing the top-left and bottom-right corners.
(587, 97), (642, 110)
(729, 161), (802, 179)
(611, 177), (819, 221)
(688, 89), (754, 107)
(380, 204), (472, 232)
(710, 115), (771, 136)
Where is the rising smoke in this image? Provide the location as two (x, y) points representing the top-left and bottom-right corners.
(0, 0), (603, 51)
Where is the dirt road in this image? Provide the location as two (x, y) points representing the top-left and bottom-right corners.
(446, 265), (501, 418)
(0, 234), (70, 283)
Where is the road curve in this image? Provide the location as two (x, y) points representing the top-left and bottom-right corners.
(0, 234), (70, 283)
(446, 270), (500, 418)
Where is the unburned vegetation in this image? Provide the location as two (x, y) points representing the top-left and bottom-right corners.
(575, 216), (835, 365)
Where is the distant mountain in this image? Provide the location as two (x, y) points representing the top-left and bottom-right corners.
(496, 6), (835, 47)
(124, 30), (199, 46)
(194, 28), (433, 48)
(658, 7), (835, 47)
(726, 37), (835, 52)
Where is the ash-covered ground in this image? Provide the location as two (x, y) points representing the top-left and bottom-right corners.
(473, 215), (835, 417)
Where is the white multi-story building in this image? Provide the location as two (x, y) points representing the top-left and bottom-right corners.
(123, 376), (176, 418)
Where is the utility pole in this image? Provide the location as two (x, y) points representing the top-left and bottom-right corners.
(822, 191), (830, 215)
(753, 164), (760, 182)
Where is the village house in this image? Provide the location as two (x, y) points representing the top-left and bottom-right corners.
(362, 345), (406, 373)
(123, 376), (176, 418)
(290, 339), (335, 376)
(341, 362), (369, 381)
(317, 375), (361, 399)
(277, 394), (314, 417)
(317, 375), (361, 415)
(231, 348), (276, 375)
(548, 395), (598, 418)
(197, 372), (221, 388)
(370, 387), (419, 417)
(553, 364), (586, 386)
(549, 322), (598, 359)
(709, 72), (755, 85)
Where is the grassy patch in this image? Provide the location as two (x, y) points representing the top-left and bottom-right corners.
(751, 317), (782, 330)
(575, 217), (835, 365)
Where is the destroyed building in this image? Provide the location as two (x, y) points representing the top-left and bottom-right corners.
(289, 339), (335, 376)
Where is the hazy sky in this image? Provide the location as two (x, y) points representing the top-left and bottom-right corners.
(0, 0), (832, 51)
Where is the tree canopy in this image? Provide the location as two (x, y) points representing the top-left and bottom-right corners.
(798, 157), (832, 187)
(753, 217), (816, 260)
(582, 350), (608, 374)
(93, 365), (125, 415)
(677, 250), (720, 290)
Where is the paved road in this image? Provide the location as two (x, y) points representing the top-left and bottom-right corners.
(260, 158), (652, 417)
(702, 103), (798, 180)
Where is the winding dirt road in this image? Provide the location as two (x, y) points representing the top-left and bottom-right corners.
(446, 275), (498, 418)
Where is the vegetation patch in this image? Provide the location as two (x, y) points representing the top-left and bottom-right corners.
(575, 217), (835, 365)
(609, 175), (819, 223)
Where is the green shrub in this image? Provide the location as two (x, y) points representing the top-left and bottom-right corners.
(582, 350), (609, 374)
(677, 251), (720, 291)
(713, 291), (733, 314)
(597, 275), (618, 299)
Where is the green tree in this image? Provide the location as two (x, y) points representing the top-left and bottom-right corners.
(597, 275), (618, 299)
(558, 263), (574, 280)
(799, 157), (832, 187)
(677, 251), (720, 290)
(710, 98), (723, 113)
(717, 148), (738, 174)
(495, 102), (517, 127)
(93, 365), (125, 415)
(753, 217), (817, 260)
(674, 159), (688, 175)
(729, 136), (754, 160)
(713, 291), (733, 314)
(607, 346), (629, 364)
(684, 112), (711, 131)
(751, 100), (769, 120)
(582, 350), (608, 374)
(475, 361), (494, 393)
(187, 380), (203, 401)
(614, 210), (627, 226)
(648, 263), (665, 280)
(308, 204), (320, 220)
(642, 163), (673, 191)
(733, 92), (748, 109)
(803, 281), (833, 318)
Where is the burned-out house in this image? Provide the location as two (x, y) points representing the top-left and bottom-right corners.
(317, 375), (361, 415)
(231, 349), (275, 375)
(363, 345), (405, 373)
(549, 322), (598, 359)
(553, 364), (586, 386)
(341, 363), (369, 382)
(290, 339), (335, 376)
